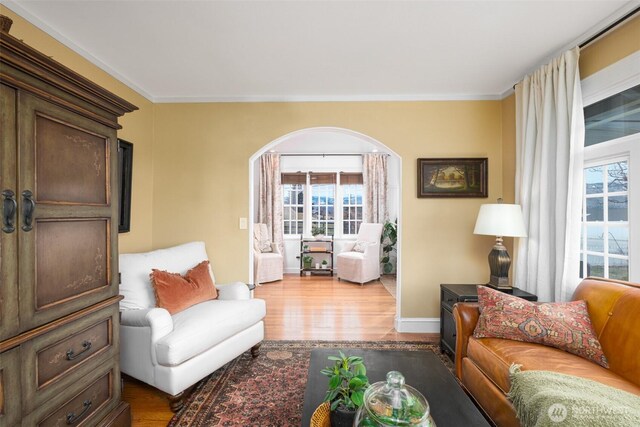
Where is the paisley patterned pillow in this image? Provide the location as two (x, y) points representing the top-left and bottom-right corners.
(473, 286), (608, 368)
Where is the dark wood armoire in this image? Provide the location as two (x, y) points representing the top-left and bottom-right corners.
(0, 15), (137, 426)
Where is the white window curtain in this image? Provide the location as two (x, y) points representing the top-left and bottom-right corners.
(258, 153), (284, 256)
(363, 153), (388, 224)
(515, 47), (585, 302)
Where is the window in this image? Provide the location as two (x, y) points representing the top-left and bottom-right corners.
(280, 171), (364, 238)
(310, 173), (335, 236)
(581, 160), (629, 280)
(580, 53), (639, 282)
(340, 173), (363, 235)
(282, 173), (305, 235)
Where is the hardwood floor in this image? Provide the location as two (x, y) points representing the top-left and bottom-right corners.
(122, 275), (438, 425)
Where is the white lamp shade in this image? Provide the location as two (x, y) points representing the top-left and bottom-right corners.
(474, 203), (527, 237)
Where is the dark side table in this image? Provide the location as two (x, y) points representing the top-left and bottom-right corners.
(440, 284), (538, 361)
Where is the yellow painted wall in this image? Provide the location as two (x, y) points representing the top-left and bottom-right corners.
(152, 102), (502, 317)
(580, 14), (640, 79)
(501, 93), (516, 260)
(1, 6), (155, 253)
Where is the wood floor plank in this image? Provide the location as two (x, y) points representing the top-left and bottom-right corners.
(122, 275), (437, 425)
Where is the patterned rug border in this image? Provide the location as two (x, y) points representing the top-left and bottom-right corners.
(169, 339), (449, 426)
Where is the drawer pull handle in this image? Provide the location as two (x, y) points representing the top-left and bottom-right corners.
(66, 340), (92, 361)
(22, 190), (35, 232)
(2, 190), (17, 233)
(66, 399), (92, 425)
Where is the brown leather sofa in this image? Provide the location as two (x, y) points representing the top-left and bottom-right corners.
(453, 277), (640, 427)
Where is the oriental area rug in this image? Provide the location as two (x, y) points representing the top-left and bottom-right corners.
(168, 340), (452, 427)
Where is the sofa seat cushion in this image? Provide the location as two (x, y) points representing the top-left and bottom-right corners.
(155, 298), (266, 366)
(467, 337), (640, 396)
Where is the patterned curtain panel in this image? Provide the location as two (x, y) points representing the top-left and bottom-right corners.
(259, 153), (284, 255)
(515, 47), (584, 302)
(363, 153), (388, 223)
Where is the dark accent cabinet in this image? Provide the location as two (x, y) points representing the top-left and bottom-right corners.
(0, 16), (137, 426)
(440, 284), (538, 361)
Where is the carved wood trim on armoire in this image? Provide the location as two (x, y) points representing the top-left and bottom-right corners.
(0, 15), (138, 426)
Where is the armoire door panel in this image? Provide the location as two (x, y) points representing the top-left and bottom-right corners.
(19, 218), (116, 331)
(18, 92), (114, 209)
(35, 114), (109, 206)
(0, 83), (19, 342)
(35, 219), (109, 309)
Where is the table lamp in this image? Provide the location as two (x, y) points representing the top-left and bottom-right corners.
(473, 199), (527, 290)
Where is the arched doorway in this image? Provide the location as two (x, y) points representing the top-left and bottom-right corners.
(248, 127), (403, 325)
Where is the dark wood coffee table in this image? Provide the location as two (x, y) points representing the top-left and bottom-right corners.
(302, 348), (490, 427)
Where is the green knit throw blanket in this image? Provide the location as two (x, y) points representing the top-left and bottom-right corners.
(507, 365), (640, 427)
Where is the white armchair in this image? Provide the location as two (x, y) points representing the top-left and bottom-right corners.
(337, 223), (384, 284)
(253, 223), (283, 284)
(119, 242), (265, 411)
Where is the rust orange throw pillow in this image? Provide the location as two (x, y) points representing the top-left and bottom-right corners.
(473, 286), (608, 367)
(150, 260), (218, 315)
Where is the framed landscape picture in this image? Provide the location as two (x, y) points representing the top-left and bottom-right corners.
(417, 157), (488, 198)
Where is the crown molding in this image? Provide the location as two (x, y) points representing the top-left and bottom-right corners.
(152, 93), (503, 103)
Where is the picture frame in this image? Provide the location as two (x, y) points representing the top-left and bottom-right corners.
(118, 139), (133, 232)
(417, 157), (488, 198)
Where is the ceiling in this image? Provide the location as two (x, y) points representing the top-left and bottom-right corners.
(2, 0), (637, 102)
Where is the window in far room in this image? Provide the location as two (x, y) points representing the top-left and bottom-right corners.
(282, 173), (305, 236)
(310, 173), (336, 236)
(340, 172), (364, 236)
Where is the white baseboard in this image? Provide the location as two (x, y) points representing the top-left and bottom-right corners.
(395, 317), (440, 333)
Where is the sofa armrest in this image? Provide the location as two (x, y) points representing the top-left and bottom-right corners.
(216, 281), (251, 300)
(452, 302), (480, 381)
(120, 308), (174, 338)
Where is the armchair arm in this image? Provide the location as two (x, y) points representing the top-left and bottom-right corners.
(452, 302), (480, 381)
(342, 241), (356, 252)
(120, 307), (174, 339)
(216, 281), (251, 300)
(120, 308), (173, 369)
(270, 242), (281, 255)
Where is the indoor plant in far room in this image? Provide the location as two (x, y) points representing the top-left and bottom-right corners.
(321, 259), (328, 269)
(380, 219), (398, 274)
(312, 224), (326, 240)
(321, 351), (369, 427)
(303, 255), (314, 269)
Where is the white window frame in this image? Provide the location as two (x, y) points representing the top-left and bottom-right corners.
(340, 181), (364, 236)
(282, 183), (304, 236)
(581, 51), (640, 282)
(282, 172), (365, 240)
(309, 178), (336, 237)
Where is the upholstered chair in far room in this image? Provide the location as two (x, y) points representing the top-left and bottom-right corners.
(253, 223), (284, 284)
(337, 223), (384, 285)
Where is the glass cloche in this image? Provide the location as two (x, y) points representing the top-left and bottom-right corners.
(354, 371), (435, 427)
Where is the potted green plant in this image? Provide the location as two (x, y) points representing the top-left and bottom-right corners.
(311, 224), (326, 240)
(380, 220), (398, 274)
(321, 351), (369, 427)
(303, 244), (309, 252)
(303, 255), (313, 269)
(321, 259), (328, 269)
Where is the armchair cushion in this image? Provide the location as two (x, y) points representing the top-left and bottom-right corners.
(155, 299), (266, 366)
(120, 242), (212, 310)
(151, 260), (218, 315)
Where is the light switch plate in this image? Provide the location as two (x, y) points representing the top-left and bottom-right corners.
(239, 217), (248, 229)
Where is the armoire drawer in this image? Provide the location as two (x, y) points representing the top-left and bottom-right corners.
(21, 302), (119, 414)
(23, 359), (120, 427)
(0, 347), (21, 427)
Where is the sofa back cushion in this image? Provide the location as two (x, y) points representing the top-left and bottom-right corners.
(119, 242), (213, 310)
(573, 278), (640, 387)
(474, 286), (608, 367)
(151, 260), (218, 315)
